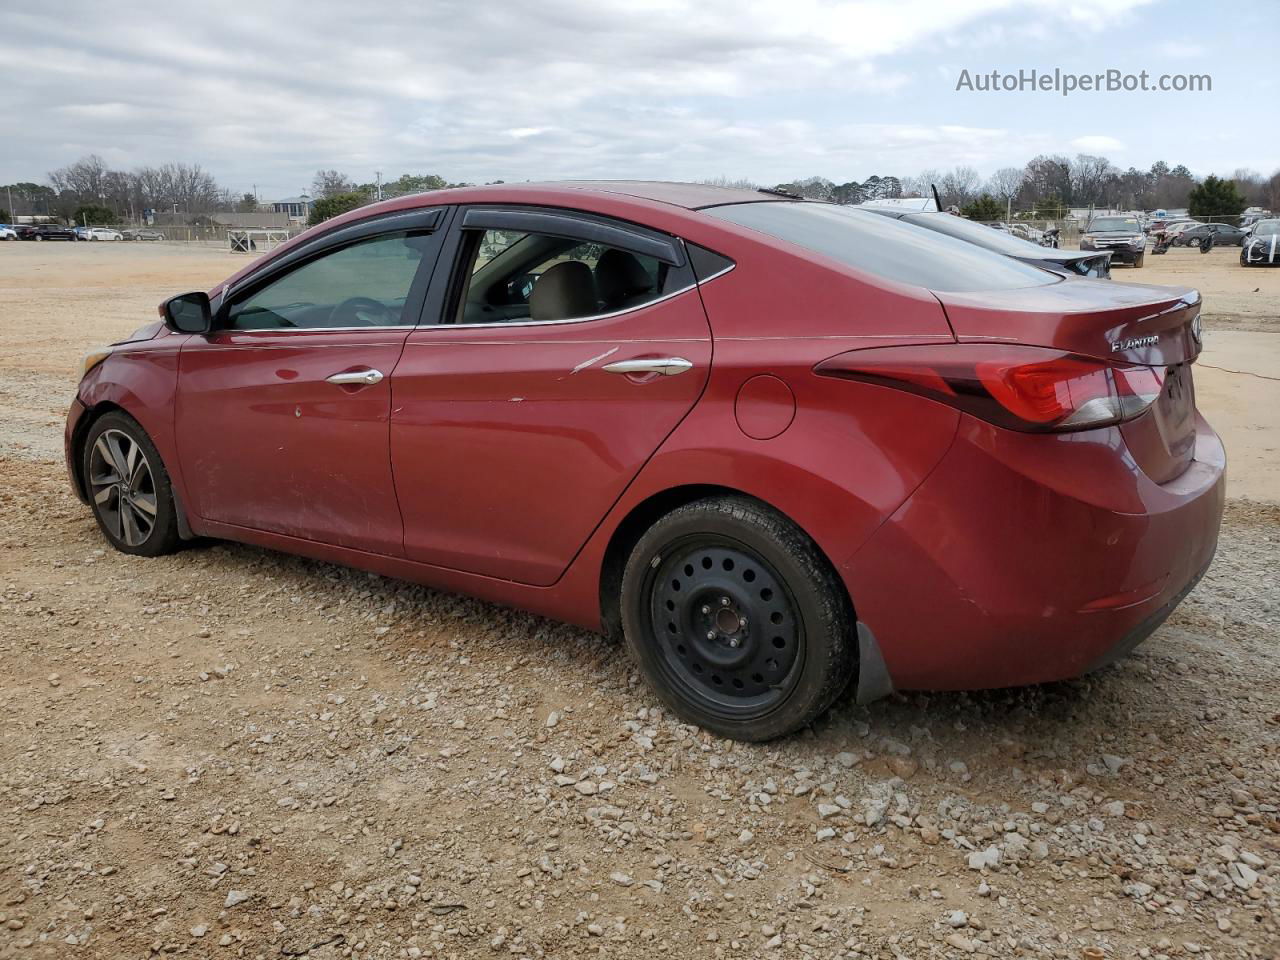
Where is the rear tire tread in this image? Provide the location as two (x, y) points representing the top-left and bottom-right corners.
(621, 496), (856, 741)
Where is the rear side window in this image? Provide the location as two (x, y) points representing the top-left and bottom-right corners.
(454, 229), (670, 325)
(704, 202), (1057, 292)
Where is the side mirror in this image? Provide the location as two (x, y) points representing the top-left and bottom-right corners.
(162, 292), (212, 334)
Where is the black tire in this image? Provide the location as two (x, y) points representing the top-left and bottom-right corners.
(82, 411), (182, 556)
(620, 496), (856, 741)
(1133, 253), (1144, 269)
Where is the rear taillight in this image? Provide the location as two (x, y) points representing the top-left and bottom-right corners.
(815, 344), (1165, 432)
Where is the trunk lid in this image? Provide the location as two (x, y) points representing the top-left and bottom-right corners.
(935, 279), (1204, 482)
(935, 279), (1203, 366)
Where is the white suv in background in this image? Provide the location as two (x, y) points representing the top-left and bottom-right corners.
(88, 227), (123, 241)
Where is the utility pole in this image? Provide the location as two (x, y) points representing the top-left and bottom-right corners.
(375, 171), (383, 201)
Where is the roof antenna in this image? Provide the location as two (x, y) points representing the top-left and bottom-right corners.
(931, 184), (942, 212)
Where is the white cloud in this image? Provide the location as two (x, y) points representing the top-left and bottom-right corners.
(1157, 41), (1205, 57)
(0, 0), (1224, 198)
(1071, 135), (1125, 153)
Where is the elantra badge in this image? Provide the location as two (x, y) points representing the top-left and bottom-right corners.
(1110, 334), (1158, 352)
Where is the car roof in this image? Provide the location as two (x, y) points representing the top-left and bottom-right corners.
(424, 180), (777, 211)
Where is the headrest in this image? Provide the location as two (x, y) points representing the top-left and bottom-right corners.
(529, 260), (597, 321)
(595, 249), (654, 308)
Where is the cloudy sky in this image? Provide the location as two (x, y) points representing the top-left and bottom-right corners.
(1, 0), (1275, 201)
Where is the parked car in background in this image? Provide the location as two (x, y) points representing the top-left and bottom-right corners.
(863, 207), (1111, 277)
(1157, 221), (1198, 243)
(1009, 223), (1046, 243)
(1240, 219), (1280, 266)
(14, 224), (39, 240)
(1080, 216), (1147, 267)
(65, 181), (1222, 741)
(34, 224), (78, 241)
(121, 228), (165, 241)
(73, 226), (92, 241)
(1176, 223), (1248, 247)
(88, 227), (124, 241)
(0, 224), (17, 241)
(1151, 219), (1192, 239)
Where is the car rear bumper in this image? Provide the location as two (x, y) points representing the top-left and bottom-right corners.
(842, 411), (1225, 692)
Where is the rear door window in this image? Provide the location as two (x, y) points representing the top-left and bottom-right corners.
(704, 202), (1057, 292)
(454, 229), (670, 324)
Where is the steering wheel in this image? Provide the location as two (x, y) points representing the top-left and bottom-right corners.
(330, 296), (395, 327)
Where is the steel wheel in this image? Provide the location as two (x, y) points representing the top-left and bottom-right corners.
(645, 535), (804, 718)
(88, 428), (159, 547)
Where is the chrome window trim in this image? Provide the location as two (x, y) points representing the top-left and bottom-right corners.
(213, 324), (419, 335)
(695, 262), (736, 284)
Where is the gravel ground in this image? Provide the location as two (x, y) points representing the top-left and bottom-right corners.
(0, 242), (1277, 959)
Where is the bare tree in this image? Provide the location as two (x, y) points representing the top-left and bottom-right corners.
(698, 175), (760, 191)
(937, 166), (980, 208)
(900, 169), (941, 199)
(49, 154), (111, 201)
(985, 167), (1024, 203)
(313, 169), (355, 198)
(129, 162), (222, 214)
(1230, 168), (1268, 206)
(1070, 154), (1119, 207)
(1018, 155), (1073, 207)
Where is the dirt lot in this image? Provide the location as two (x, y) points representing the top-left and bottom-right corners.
(1, 242), (1277, 960)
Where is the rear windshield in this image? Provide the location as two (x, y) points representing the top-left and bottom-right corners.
(897, 212), (1055, 258)
(704, 202), (1058, 292)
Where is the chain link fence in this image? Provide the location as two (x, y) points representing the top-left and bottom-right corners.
(43, 223), (301, 247)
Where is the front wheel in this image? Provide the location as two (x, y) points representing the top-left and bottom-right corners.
(620, 496), (856, 741)
(83, 412), (182, 556)
(1133, 253), (1145, 269)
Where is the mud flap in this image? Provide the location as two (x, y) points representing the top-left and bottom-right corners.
(854, 621), (894, 704)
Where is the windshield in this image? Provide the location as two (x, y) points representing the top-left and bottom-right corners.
(896, 212), (1056, 258)
(1088, 217), (1142, 233)
(1253, 220), (1280, 236)
(704, 202), (1058, 293)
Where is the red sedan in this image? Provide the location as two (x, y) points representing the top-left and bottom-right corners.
(65, 181), (1224, 741)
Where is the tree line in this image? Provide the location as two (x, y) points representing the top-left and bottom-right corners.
(3, 152), (1276, 226)
(1, 154), (229, 225)
(766, 156), (1279, 221)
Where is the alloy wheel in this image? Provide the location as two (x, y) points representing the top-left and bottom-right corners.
(88, 428), (158, 547)
(646, 537), (803, 717)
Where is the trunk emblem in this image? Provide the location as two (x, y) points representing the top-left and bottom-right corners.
(1110, 335), (1158, 352)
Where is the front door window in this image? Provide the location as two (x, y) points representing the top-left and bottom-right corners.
(228, 232), (434, 330)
